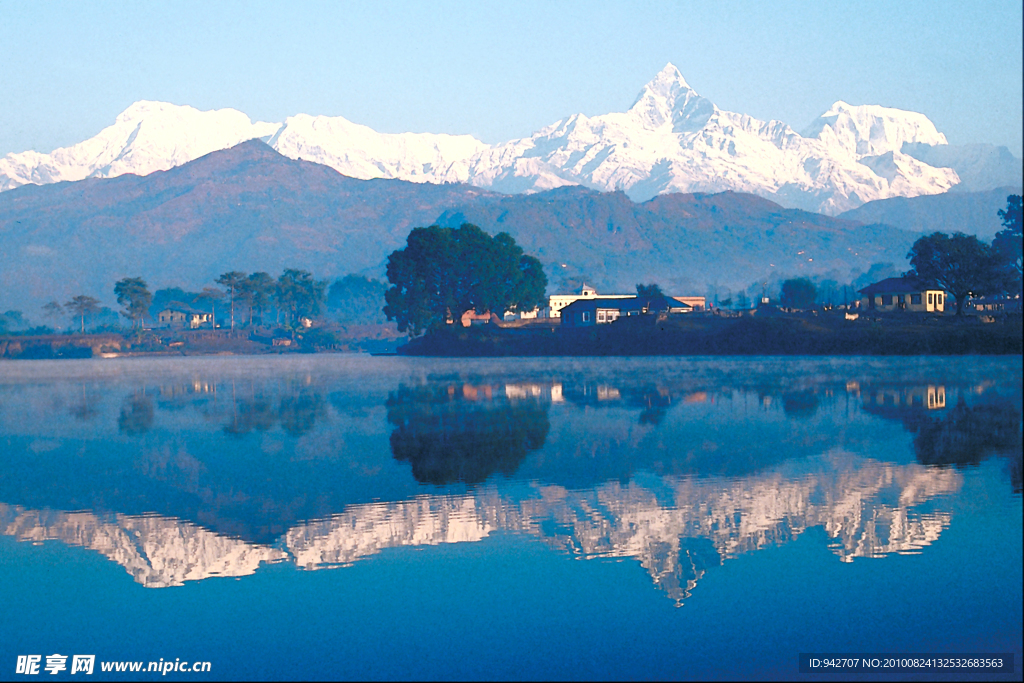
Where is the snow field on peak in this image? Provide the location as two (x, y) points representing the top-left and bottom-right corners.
(0, 102), (279, 191)
(269, 113), (489, 183)
(446, 67), (960, 213)
(0, 65), (968, 213)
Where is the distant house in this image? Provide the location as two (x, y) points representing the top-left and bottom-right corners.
(966, 294), (1022, 314)
(560, 296), (692, 327)
(459, 310), (502, 327)
(157, 304), (213, 329)
(548, 285), (633, 319)
(673, 296), (706, 311)
(549, 286), (705, 319)
(858, 277), (946, 313)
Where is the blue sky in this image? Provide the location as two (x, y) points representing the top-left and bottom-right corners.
(1, 0), (1021, 157)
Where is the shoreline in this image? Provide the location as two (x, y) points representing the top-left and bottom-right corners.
(399, 312), (1024, 357)
(2, 312), (1021, 360)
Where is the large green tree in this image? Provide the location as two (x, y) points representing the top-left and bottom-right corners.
(780, 278), (817, 310)
(383, 224), (547, 336)
(65, 295), (101, 333)
(907, 232), (1005, 315)
(114, 277), (152, 329)
(994, 194), (1022, 293)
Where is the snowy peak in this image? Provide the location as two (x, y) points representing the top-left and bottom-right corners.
(630, 63), (696, 107)
(269, 112), (487, 182)
(0, 65), (1008, 214)
(629, 63), (715, 132)
(803, 100), (948, 157)
(0, 101), (278, 191)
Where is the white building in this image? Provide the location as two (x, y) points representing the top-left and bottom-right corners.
(547, 285), (634, 319)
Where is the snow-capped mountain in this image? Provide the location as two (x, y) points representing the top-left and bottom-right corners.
(268, 113), (488, 182)
(0, 64), (1005, 213)
(446, 64), (959, 213)
(0, 101), (279, 191)
(0, 103), (488, 193)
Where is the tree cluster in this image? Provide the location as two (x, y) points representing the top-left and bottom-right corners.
(30, 269), (330, 335)
(907, 195), (1022, 314)
(143, 270), (328, 330)
(384, 223), (547, 336)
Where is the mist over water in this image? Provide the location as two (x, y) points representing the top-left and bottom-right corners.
(1, 355), (1020, 679)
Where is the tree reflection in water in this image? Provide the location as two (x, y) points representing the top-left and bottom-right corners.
(386, 383), (550, 484)
(69, 385), (101, 422)
(221, 392), (325, 437)
(223, 398), (276, 436)
(912, 398), (1023, 492)
(279, 393), (326, 437)
(781, 390), (820, 419)
(860, 384), (1022, 493)
(118, 394), (154, 435)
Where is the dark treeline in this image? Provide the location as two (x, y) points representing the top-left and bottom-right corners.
(402, 312), (1023, 357)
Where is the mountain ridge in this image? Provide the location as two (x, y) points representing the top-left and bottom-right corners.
(0, 140), (926, 314)
(2, 64), (1019, 214)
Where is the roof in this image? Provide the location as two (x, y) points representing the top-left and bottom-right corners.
(561, 297), (643, 312)
(858, 277), (941, 295)
(561, 296), (688, 313)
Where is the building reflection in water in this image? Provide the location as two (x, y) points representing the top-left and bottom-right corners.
(858, 383), (1022, 492)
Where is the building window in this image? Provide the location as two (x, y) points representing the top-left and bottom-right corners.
(582, 312), (590, 322)
(928, 293), (933, 305)
(881, 295), (892, 306)
(937, 294), (943, 306)
(597, 311), (606, 323)
(911, 294), (922, 305)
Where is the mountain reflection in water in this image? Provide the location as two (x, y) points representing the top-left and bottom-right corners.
(0, 455), (959, 602)
(0, 357), (1019, 605)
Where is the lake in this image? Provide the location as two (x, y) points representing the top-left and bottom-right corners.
(1, 355), (1020, 680)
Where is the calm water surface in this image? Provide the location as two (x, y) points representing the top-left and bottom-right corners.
(0, 355), (1020, 680)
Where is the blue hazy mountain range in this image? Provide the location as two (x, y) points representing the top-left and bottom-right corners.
(0, 140), (1010, 316)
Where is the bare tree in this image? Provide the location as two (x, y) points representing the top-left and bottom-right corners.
(65, 295), (101, 333)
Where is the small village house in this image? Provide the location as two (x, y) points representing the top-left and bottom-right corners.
(157, 304), (213, 329)
(547, 285), (634, 318)
(548, 285), (706, 320)
(560, 296), (693, 327)
(672, 296), (706, 311)
(459, 310), (502, 326)
(858, 277), (946, 313)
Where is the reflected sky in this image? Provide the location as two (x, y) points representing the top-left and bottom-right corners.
(1, 356), (1019, 608)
